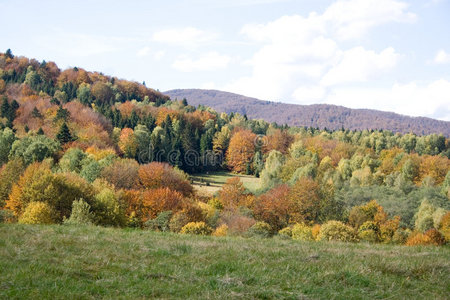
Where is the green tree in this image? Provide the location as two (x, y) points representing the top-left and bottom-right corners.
(0, 128), (16, 166)
(56, 122), (74, 145)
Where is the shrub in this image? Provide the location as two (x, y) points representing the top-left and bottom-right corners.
(424, 228), (446, 246)
(64, 199), (94, 225)
(92, 188), (126, 227)
(358, 221), (380, 243)
(0, 209), (15, 223)
(247, 221), (272, 238)
(348, 200), (380, 229)
(145, 211), (172, 232)
(278, 227), (292, 239)
(438, 211), (450, 242)
(213, 224), (228, 237)
(392, 229), (411, 245)
(311, 224), (321, 240)
(219, 211), (255, 236)
(207, 197), (223, 210)
(18, 202), (55, 224)
(292, 223), (313, 241)
(180, 221), (212, 235)
(253, 184), (292, 232)
(406, 232), (433, 246)
(414, 198), (436, 233)
(141, 188), (185, 221)
(318, 221), (357, 242)
(138, 162), (193, 197)
(169, 211), (189, 233)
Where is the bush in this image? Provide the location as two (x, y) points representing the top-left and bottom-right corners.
(392, 229), (411, 245)
(219, 211), (255, 236)
(18, 202), (55, 224)
(278, 227), (292, 239)
(358, 221), (380, 243)
(292, 223), (313, 241)
(438, 211), (450, 241)
(213, 224), (228, 237)
(247, 221), (272, 238)
(406, 232), (433, 246)
(145, 211), (172, 232)
(180, 221), (212, 235)
(424, 228), (446, 246)
(318, 221), (357, 242)
(311, 224), (321, 240)
(169, 211), (190, 233)
(92, 188), (126, 227)
(207, 197), (223, 210)
(0, 209), (15, 223)
(64, 199), (94, 225)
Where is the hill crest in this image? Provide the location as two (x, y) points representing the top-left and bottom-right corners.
(164, 89), (450, 137)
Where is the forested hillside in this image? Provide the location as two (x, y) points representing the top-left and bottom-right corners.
(165, 89), (450, 137)
(0, 50), (449, 247)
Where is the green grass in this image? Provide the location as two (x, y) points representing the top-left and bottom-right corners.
(191, 171), (260, 196)
(1, 224), (449, 299)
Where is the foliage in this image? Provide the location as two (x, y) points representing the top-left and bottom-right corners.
(145, 210), (172, 232)
(18, 202), (55, 224)
(253, 184), (292, 232)
(141, 188), (185, 221)
(212, 224), (228, 237)
(291, 223), (313, 241)
(92, 188), (125, 227)
(101, 159), (139, 189)
(218, 177), (247, 209)
(226, 129), (256, 173)
(414, 198), (437, 232)
(278, 227), (293, 239)
(288, 177), (321, 224)
(63, 199), (94, 225)
(318, 221), (357, 242)
(138, 162), (193, 196)
(180, 221), (212, 235)
(438, 211), (450, 241)
(246, 221), (272, 238)
(9, 135), (60, 165)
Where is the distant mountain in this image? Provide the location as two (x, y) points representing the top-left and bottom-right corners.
(165, 89), (450, 137)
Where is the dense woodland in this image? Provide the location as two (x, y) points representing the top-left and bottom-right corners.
(1, 50), (449, 246)
(165, 89), (450, 137)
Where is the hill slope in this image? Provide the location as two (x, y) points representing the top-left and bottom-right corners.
(1, 224), (449, 299)
(165, 89), (450, 136)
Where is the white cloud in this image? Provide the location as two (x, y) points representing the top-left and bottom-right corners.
(172, 52), (231, 72)
(326, 80), (450, 120)
(321, 47), (400, 86)
(434, 49), (450, 64)
(323, 0), (416, 40)
(153, 50), (165, 61)
(227, 0), (414, 102)
(153, 27), (217, 48)
(137, 47), (151, 57)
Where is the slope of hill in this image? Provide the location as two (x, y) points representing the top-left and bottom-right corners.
(165, 89), (450, 136)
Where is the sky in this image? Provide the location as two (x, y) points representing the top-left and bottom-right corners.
(1, 0), (449, 120)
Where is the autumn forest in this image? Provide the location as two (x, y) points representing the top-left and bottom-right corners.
(0, 49), (449, 247)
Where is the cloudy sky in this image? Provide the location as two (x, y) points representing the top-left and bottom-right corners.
(1, 0), (449, 120)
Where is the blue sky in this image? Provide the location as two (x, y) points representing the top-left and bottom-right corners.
(1, 0), (449, 120)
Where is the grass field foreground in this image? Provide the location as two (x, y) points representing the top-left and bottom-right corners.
(1, 224), (449, 299)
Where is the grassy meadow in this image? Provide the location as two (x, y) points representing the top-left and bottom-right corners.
(190, 171), (260, 196)
(1, 224), (449, 299)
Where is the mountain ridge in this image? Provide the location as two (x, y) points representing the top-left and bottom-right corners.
(164, 89), (450, 137)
